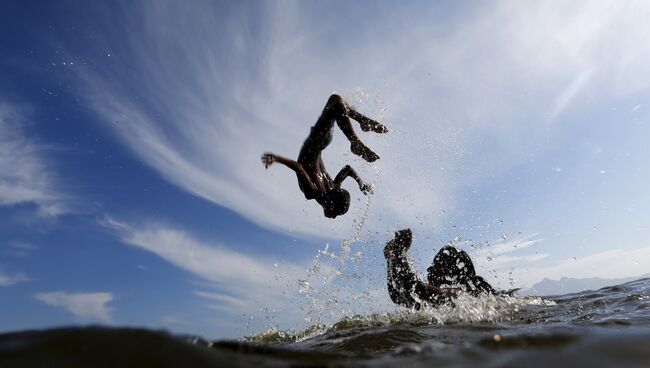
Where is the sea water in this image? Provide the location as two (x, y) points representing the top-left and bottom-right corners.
(2, 278), (650, 367)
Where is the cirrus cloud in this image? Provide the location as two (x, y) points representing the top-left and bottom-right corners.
(76, 0), (650, 240)
(34, 291), (114, 323)
(0, 103), (66, 216)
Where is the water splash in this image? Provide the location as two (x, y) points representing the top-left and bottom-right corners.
(286, 90), (389, 327)
(246, 293), (556, 344)
(297, 169), (379, 325)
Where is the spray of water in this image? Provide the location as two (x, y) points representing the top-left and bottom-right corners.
(245, 293), (556, 344)
(250, 89), (540, 342)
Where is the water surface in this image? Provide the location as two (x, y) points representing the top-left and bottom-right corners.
(2, 278), (649, 367)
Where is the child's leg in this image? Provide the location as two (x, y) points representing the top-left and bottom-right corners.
(317, 94), (380, 162)
(347, 107), (388, 133)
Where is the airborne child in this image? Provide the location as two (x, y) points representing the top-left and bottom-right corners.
(262, 94), (387, 218)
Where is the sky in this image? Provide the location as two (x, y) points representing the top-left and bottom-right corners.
(2, 0), (650, 339)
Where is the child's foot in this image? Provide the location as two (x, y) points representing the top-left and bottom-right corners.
(359, 117), (388, 133)
(348, 110), (388, 133)
(351, 141), (380, 162)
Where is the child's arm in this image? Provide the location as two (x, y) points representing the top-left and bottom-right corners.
(334, 165), (372, 194)
(261, 153), (317, 192)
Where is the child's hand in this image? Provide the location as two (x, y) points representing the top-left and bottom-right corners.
(261, 153), (276, 169)
(393, 229), (412, 252)
(359, 182), (373, 195)
(385, 229), (411, 258)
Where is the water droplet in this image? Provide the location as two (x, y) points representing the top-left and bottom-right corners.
(297, 280), (310, 293)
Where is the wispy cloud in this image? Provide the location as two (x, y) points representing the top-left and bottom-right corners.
(75, 1), (650, 240)
(0, 270), (29, 286)
(101, 216), (309, 316)
(2, 242), (39, 257)
(34, 291), (114, 322)
(0, 103), (66, 216)
(472, 233), (545, 258)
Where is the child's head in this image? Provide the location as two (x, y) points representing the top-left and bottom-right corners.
(426, 246), (476, 285)
(318, 188), (350, 218)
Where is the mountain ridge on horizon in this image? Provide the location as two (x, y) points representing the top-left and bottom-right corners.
(522, 274), (650, 296)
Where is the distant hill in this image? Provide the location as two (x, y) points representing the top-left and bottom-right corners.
(523, 274), (650, 296)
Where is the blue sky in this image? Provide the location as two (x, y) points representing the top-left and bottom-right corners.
(2, 0), (650, 339)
